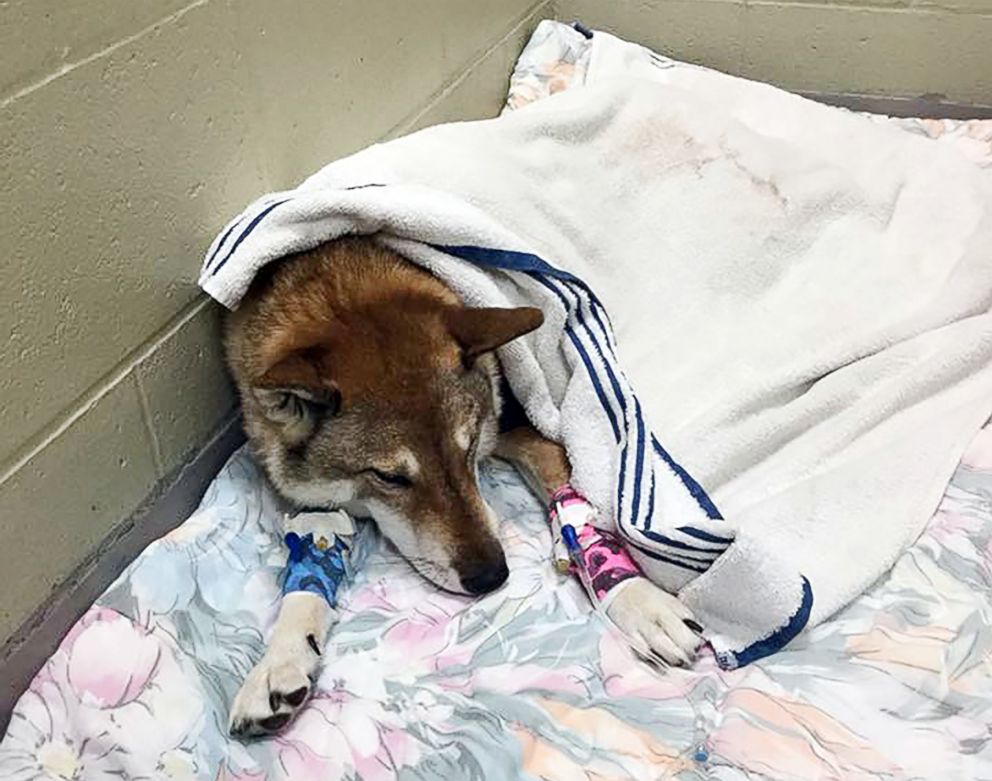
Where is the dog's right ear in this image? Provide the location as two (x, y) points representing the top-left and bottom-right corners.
(445, 306), (545, 365)
(251, 340), (341, 428)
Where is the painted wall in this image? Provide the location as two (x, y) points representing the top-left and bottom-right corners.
(0, 0), (550, 647)
(561, 0), (992, 106)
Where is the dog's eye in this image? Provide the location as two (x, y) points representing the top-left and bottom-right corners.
(369, 469), (412, 488)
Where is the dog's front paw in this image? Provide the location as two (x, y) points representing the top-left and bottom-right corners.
(229, 639), (319, 739)
(605, 577), (703, 667)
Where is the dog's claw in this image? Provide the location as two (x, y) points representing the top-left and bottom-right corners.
(229, 645), (318, 739)
(282, 685), (310, 707)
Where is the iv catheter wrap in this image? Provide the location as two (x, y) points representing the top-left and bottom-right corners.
(548, 483), (712, 773)
(281, 508), (365, 608)
(549, 485), (641, 608)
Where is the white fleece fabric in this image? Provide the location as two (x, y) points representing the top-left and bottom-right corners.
(199, 28), (992, 668)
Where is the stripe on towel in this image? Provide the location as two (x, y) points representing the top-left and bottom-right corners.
(210, 198), (293, 276)
(432, 243), (727, 575)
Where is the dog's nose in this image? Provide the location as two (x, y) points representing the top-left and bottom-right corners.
(460, 560), (510, 595)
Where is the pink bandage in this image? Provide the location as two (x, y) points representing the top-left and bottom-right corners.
(575, 524), (641, 603)
(549, 485), (642, 604)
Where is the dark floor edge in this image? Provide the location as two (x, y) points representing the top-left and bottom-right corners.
(801, 90), (992, 120)
(0, 415), (246, 733)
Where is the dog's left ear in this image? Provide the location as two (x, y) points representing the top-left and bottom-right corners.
(446, 306), (544, 362)
(249, 321), (342, 430)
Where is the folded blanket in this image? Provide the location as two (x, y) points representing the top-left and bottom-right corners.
(199, 26), (992, 668)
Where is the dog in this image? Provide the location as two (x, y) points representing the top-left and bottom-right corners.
(224, 236), (701, 737)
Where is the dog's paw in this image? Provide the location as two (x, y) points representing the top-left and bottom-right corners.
(229, 639), (319, 739)
(605, 577), (703, 667)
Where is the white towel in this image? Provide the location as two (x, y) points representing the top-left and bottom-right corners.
(199, 26), (992, 668)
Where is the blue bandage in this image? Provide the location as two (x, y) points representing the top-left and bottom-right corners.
(282, 531), (350, 607)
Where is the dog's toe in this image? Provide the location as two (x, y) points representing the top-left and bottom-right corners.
(229, 652), (316, 739)
(605, 577), (703, 666)
(642, 622), (694, 667)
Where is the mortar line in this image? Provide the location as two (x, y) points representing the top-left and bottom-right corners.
(0, 0), (211, 109)
(0, 297), (209, 486)
(133, 371), (166, 478)
(386, 0), (554, 138)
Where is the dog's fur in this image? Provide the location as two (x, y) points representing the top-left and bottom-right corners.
(224, 237), (699, 737)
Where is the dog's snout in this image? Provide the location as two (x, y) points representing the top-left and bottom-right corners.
(460, 557), (509, 595)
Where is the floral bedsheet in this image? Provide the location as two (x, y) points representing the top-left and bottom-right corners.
(4, 20), (992, 781)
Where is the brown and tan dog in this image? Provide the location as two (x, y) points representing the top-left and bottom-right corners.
(225, 236), (699, 737)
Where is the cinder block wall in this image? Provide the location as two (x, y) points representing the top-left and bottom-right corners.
(0, 0), (551, 649)
(561, 0), (992, 106)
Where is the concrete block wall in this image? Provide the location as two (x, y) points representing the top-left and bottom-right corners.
(0, 0), (551, 649)
(560, 0), (992, 107)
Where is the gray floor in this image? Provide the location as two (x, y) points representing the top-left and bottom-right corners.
(804, 91), (992, 120)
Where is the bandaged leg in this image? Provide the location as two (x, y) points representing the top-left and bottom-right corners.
(549, 484), (704, 665)
(549, 484), (640, 608)
(229, 509), (364, 738)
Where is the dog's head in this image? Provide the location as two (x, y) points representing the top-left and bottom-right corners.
(228, 243), (543, 595)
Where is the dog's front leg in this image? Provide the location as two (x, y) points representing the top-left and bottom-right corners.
(230, 509), (357, 738)
(496, 426), (703, 666)
(228, 592), (335, 738)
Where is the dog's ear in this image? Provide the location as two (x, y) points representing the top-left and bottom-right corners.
(446, 306), (544, 363)
(251, 336), (341, 427)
